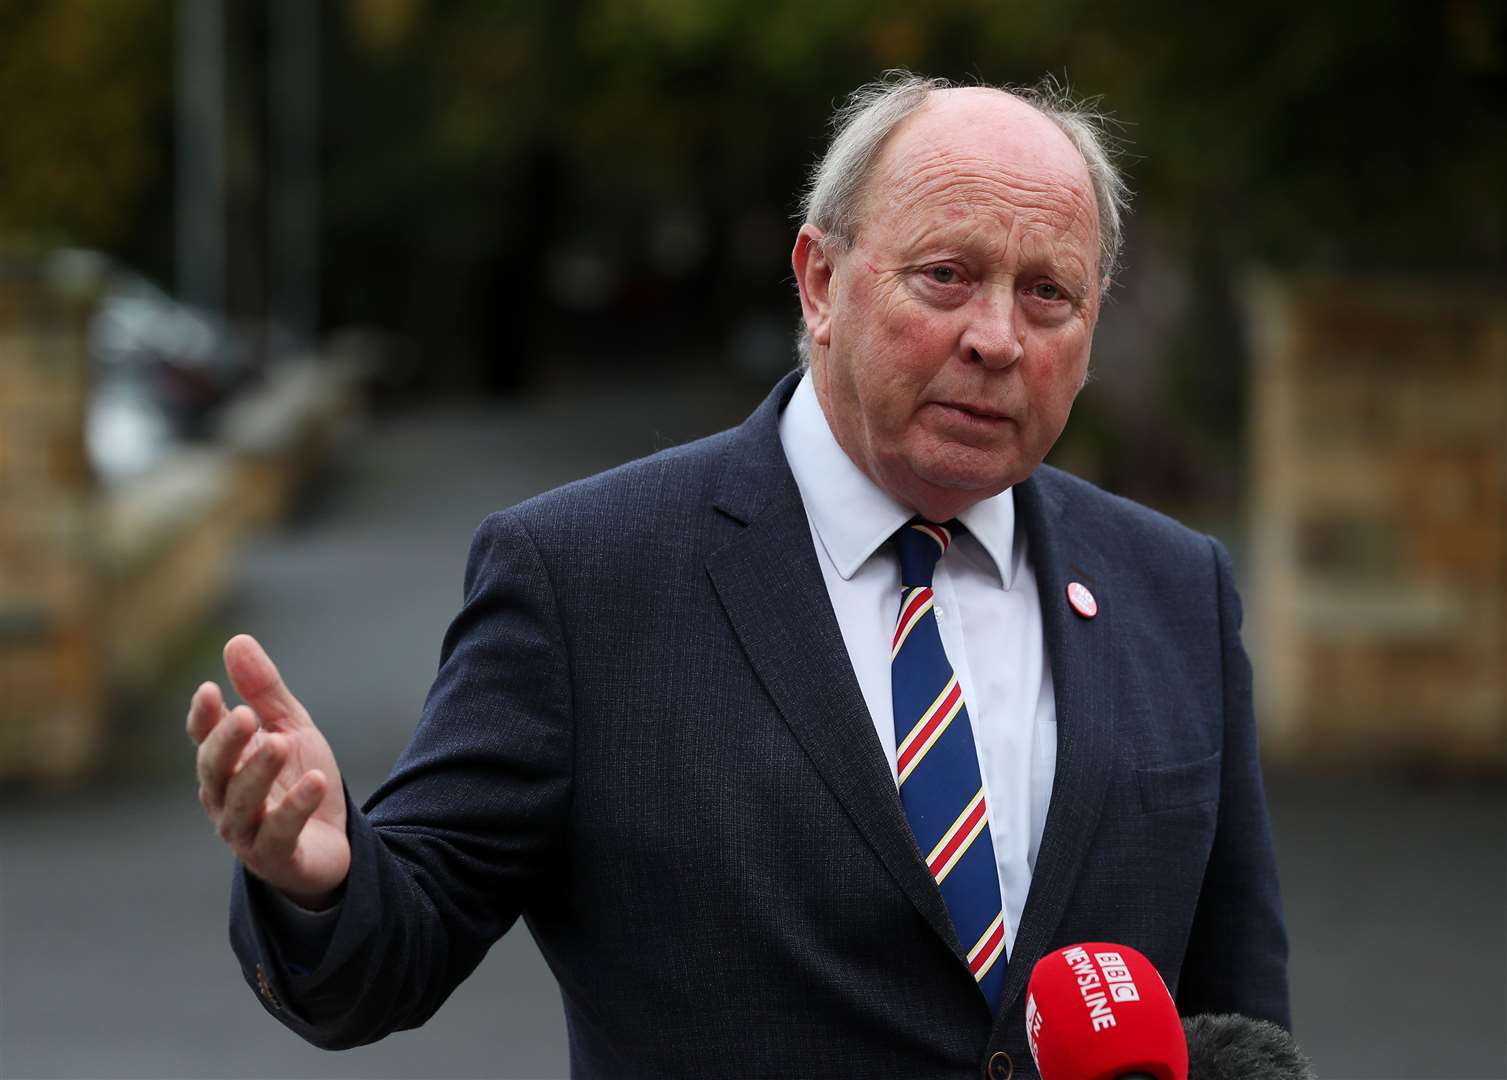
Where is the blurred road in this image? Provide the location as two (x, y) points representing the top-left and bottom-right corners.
(2, 370), (1504, 1079)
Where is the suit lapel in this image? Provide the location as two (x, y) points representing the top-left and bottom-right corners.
(704, 376), (961, 956)
(993, 469), (1118, 1026)
(705, 381), (1118, 1012)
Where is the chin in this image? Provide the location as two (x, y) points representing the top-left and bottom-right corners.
(911, 450), (1019, 495)
(896, 471), (1010, 521)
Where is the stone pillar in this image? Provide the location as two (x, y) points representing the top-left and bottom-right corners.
(0, 257), (104, 783)
(1246, 274), (1507, 770)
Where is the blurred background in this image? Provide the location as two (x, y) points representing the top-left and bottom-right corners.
(1, 1), (1503, 1077)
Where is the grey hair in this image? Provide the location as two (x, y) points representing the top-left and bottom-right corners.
(801, 73), (949, 259)
(796, 71), (1131, 367)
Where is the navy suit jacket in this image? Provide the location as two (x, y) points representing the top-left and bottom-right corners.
(231, 372), (1289, 1078)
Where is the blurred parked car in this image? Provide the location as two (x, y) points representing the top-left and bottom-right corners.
(44, 249), (265, 484)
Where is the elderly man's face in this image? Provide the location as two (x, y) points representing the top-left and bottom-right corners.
(794, 89), (1102, 521)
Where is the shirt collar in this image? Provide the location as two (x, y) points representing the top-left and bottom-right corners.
(777, 372), (1017, 589)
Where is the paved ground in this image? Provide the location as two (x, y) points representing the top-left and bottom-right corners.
(2, 371), (1504, 1079)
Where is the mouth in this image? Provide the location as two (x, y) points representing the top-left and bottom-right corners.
(932, 401), (1011, 423)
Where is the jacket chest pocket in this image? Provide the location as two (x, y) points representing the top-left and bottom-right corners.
(1136, 750), (1221, 813)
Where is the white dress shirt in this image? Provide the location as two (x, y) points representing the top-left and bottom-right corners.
(778, 373), (1057, 956)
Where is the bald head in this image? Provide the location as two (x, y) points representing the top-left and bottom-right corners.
(800, 73), (1128, 296)
(895, 88), (1097, 188)
(910, 88), (1103, 187)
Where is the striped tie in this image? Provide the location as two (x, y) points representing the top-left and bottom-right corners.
(891, 520), (1006, 1009)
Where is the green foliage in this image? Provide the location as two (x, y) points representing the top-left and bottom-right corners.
(1092, 0), (1507, 272)
(0, 0), (171, 247)
(315, 0), (1505, 273)
(4, 0), (1499, 393)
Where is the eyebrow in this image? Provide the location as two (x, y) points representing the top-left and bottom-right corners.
(897, 231), (1093, 293)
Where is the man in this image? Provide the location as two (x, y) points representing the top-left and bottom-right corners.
(190, 74), (1288, 1078)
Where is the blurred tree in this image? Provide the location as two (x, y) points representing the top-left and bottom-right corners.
(4, 0), (1500, 470)
(1094, 0), (1506, 274)
(308, 0), (1503, 392)
(0, 0), (171, 248)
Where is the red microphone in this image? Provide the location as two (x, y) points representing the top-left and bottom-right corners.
(1026, 943), (1188, 1080)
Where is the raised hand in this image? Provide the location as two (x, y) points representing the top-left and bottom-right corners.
(188, 634), (351, 908)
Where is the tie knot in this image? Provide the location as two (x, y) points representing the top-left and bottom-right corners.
(894, 520), (955, 587)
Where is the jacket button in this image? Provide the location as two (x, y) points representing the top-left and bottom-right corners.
(985, 1050), (1013, 1080)
(254, 963), (283, 1011)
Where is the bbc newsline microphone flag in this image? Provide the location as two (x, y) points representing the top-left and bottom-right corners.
(1026, 942), (1188, 1080)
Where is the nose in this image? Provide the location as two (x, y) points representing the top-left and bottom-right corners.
(961, 284), (1024, 369)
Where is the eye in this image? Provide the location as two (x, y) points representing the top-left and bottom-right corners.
(924, 265), (962, 285)
(1028, 281), (1064, 301)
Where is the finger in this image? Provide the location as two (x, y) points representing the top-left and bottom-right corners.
(223, 634), (305, 731)
(186, 681), (227, 744)
(219, 733), (288, 852)
(251, 769), (326, 868)
(196, 705), (257, 814)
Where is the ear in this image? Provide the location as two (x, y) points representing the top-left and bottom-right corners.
(792, 224), (837, 349)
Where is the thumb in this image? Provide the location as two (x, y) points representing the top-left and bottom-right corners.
(223, 634), (307, 731)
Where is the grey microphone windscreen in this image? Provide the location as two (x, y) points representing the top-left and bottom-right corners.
(1182, 1014), (1315, 1080)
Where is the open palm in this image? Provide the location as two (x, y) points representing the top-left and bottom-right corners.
(188, 634), (350, 908)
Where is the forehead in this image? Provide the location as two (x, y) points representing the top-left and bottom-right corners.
(860, 90), (1099, 264)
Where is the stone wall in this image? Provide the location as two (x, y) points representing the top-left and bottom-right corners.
(0, 260), (106, 782)
(1247, 274), (1507, 770)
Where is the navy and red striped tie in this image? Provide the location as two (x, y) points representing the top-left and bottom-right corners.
(891, 520), (1006, 1009)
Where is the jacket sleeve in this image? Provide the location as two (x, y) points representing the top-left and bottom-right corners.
(1174, 537), (1292, 1029)
(228, 511), (574, 1049)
